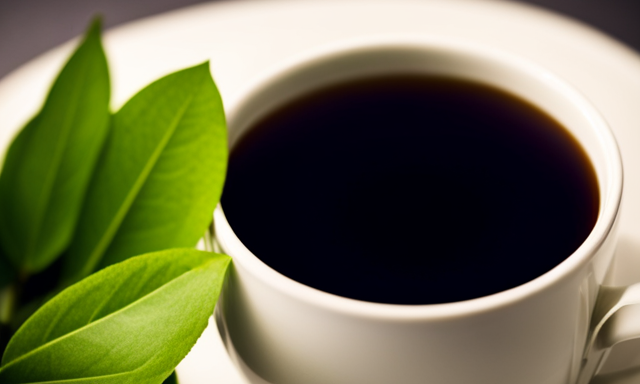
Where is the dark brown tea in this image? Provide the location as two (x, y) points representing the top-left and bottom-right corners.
(221, 75), (599, 305)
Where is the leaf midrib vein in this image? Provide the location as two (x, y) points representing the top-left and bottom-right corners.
(80, 92), (196, 276)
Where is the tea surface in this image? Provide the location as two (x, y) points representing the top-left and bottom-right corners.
(221, 75), (599, 304)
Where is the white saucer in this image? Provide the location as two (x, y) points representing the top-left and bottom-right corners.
(1, 0), (639, 383)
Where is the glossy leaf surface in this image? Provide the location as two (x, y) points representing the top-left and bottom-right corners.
(62, 63), (227, 281)
(0, 248), (230, 383)
(0, 19), (110, 273)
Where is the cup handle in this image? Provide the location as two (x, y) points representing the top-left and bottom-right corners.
(577, 283), (640, 384)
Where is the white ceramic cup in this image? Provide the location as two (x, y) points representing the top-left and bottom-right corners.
(213, 37), (640, 384)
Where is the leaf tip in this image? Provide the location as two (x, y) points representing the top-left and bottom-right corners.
(81, 15), (105, 47)
(196, 61), (211, 74)
(88, 15), (104, 36)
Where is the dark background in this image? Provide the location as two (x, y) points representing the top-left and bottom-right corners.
(0, 0), (639, 81)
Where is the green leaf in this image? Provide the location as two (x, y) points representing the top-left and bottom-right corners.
(62, 62), (227, 282)
(0, 18), (110, 273)
(0, 248), (230, 383)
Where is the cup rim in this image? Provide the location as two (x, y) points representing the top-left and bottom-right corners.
(214, 35), (624, 320)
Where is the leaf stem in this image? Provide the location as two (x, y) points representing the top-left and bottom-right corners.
(0, 283), (18, 354)
(0, 268), (28, 327)
(0, 284), (16, 325)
